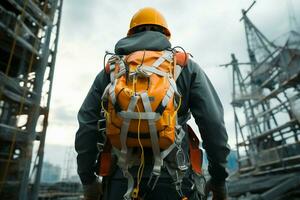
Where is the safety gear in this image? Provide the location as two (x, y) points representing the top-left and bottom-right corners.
(83, 179), (103, 200)
(75, 31), (229, 193)
(98, 127), (205, 200)
(127, 7), (171, 38)
(204, 179), (227, 200)
(101, 49), (189, 199)
(103, 50), (187, 149)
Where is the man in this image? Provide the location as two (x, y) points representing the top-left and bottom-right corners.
(75, 7), (230, 200)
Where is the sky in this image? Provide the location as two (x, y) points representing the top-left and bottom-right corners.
(44, 0), (300, 152)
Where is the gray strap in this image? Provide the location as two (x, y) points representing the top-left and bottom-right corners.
(101, 82), (111, 100)
(109, 60), (126, 82)
(119, 96), (139, 200)
(160, 126), (185, 159)
(120, 148), (135, 200)
(168, 76), (180, 96)
(136, 65), (153, 77)
(118, 111), (160, 120)
(108, 80), (117, 105)
(152, 51), (173, 68)
(109, 63), (116, 82)
(119, 61), (126, 71)
(174, 125), (186, 145)
(123, 169), (134, 200)
(116, 61), (126, 79)
(161, 143), (176, 160)
(140, 92), (162, 175)
(174, 64), (183, 80)
(162, 126), (187, 197)
(161, 50), (174, 62)
(141, 66), (168, 77)
(119, 96), (138, 160)
(162, 86), (174, 107)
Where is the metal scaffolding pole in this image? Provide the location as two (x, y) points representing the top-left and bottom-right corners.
(0, 0), (63, 199)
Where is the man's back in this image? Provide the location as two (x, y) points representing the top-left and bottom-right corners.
(75, 7), (230, 200)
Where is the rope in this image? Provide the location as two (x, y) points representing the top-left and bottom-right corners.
(101, 100), (110, 123)
(175, 96), (182, 114)
(132, 103), (145, 199)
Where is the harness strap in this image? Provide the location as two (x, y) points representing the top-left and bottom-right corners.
(152, 50), (173, 68)
(160, 125), (186, 159)
(143, 126), (187, 200)
(161, 85), (174, 107)
(118, 111), (160, 120)
(101, 82), (111, 101)
(106, 59), (126, 104)
(123, 165), (135, 200)
(175, 64), (183, 80)
(119, 96), (139, 200)
(109, 63), (116, 82)
(108, 79), (117, 105)
(139, 65), (168, 77)
(115, 61), (126, 79)
(140, 92), (163, 176)
(156, 76), (180, 115)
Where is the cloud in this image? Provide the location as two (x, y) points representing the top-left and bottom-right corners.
(46, 0), (300, 151)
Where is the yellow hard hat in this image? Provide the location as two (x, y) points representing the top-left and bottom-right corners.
(127, 7), (171, 37)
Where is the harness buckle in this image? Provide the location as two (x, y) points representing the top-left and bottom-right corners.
(176, 148), (188, 171)
(147, 173), (160, 191)
(97, 119), (106, 132)
(97, 142), (105, 152)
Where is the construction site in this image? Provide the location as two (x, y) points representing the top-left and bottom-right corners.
(224, 2), (300, 200)
(0, 0), (71, 199)
(0, 0), (299, 200)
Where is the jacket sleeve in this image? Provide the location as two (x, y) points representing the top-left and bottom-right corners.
(75, 70), (110, 185)
(188, 59), (230, 183)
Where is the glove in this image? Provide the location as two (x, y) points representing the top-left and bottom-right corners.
(204, 178), (227, 200)
(83, 179), (103, 200)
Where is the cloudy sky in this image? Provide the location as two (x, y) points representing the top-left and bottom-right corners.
(45, 0), (300, 151)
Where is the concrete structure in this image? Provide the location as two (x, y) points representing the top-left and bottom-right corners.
(0, 0), (63, 199)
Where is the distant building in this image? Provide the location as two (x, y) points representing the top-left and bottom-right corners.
(41, 162), (62, 183)
(227, 151), (238, 173)
(68, 175), (81, 183)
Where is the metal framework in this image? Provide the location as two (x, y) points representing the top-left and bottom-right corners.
(223, 2), (300, 199)
(0, 0), (63, 199)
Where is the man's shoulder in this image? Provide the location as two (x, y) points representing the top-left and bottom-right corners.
(183, 57), (203, 74)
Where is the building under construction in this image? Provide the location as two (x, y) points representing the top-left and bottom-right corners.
(225, 2), (300, 200)
(0, 0), (62, 199)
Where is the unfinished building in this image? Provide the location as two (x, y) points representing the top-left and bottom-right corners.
(0, 0), (62, 199)
(224, 3), (300, 200)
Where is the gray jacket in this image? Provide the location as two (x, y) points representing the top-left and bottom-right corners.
(75, 31), (230, 185)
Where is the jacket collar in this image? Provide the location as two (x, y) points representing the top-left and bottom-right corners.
(114, 31), (171, 55)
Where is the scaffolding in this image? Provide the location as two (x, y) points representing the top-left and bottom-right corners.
(0, 0), (63, 199)
(223, 2), (300, 199)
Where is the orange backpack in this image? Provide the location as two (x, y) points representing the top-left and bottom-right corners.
(102, 50), (187, 150)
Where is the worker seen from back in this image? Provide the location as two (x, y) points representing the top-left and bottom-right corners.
(75, 7), (230, 200)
